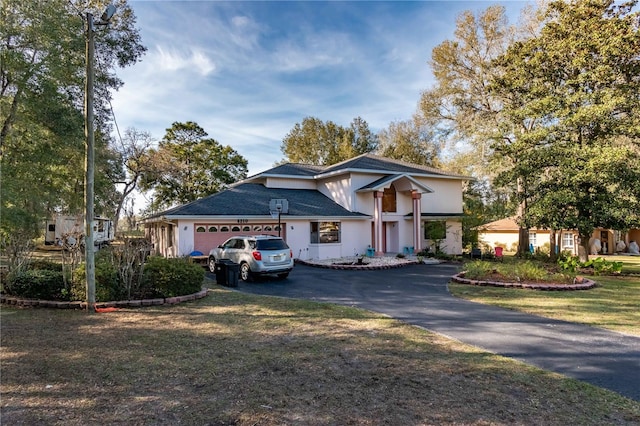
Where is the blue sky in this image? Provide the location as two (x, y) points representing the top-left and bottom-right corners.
(110, 1), (529, 177)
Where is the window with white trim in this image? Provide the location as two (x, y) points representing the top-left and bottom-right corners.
(562, 233), (574, 248)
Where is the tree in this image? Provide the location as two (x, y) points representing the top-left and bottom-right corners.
(281, 116), (377, 165)
(491, 0), (640, 260)
(139, 121), (248, 210)
(419, 5), (542, 256)
(0, 0), (145, 257)
(110, 128), (155, 233)
(377, 115), (442, 167)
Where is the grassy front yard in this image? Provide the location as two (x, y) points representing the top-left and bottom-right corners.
(449, 255), (640, 336)
(2, 287), (639, 425)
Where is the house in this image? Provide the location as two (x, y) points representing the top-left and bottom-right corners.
(142, 154), (468, 260)
(477, 217), (639, 255)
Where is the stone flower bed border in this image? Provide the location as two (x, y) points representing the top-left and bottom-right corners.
(0, 288), (209, 310)
(296, 258), (421, 270)
(452, 272), (597, 291)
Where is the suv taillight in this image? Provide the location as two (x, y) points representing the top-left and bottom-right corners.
(252, 251), (262, 261)
(290, 249), (293, 258)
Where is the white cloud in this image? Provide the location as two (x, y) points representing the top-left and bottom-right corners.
(152, 46), (216, 76)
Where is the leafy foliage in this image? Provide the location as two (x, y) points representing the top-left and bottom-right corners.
(140, 121), (248, 210)
(1, 0), (146, 242)
(376, 116), (442, 167)
(142, 256), (205, 298)
(5, 269), (66, 300)
(491, 0), (640, 257)
(72, 255), (121, 302)
(464, 260), (569, 283)
(558, 255), (623, 276)
(280, 116), (378, 165)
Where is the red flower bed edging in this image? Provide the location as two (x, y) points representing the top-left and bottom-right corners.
(0, 288), (209, 310)
(452, 272), (596, 291)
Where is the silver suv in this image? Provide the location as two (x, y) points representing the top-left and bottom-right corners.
(208, 235), (294, 281)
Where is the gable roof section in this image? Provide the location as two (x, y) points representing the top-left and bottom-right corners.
(153, 183), (368, 219)
(476, 217), (520, 231)
(356, 174), (434, 193)
(244, 153), (469, 182)
(320, 153), (466, 178)
(256, 162), (325, 177)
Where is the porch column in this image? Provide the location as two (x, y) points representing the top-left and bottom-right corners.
(412, 191), (422, 252)
(374, 191), (384, 256)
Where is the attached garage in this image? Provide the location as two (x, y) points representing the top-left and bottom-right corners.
(193, 222), (285, 253)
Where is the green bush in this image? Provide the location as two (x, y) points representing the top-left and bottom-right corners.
(6, 269), (66, 300)
(142, 256), (205, 298)
(463, 260), (570, 283)
(72, 258), (122, 302)
(557, 255), (622, 276)
(29, 259), (63, 272)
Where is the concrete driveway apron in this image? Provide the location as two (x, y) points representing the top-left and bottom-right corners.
(227, 263), (640, 401)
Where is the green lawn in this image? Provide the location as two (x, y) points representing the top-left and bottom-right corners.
(2, 288), (639, 425)
(449, 255), (640, 336)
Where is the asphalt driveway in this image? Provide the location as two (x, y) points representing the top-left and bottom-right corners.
(214, 262), (640, 402)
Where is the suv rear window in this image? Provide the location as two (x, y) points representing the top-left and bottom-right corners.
(255, 239), (289, 250)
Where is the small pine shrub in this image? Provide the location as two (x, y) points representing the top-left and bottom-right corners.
(142, 256), (205, 298)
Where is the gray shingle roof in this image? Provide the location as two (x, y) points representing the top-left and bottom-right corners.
(250, 163), (324, 177)
(157, 183), (368, 218)
(321, 154), (457, 177)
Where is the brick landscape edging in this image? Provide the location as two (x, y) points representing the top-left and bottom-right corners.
(295, 259), (420, 270)
(451, 272), (597, 291)
(0, 288), (209, 309)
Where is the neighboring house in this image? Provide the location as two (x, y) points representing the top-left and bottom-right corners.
(477, 217), (639, 255)
(142, 154), (468, 260)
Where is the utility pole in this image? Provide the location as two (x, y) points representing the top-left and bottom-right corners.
(84, 5), (116, 313)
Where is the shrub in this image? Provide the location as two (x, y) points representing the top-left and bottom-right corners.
(72, 258), (122, 302)
(6, 269), (66, 300)
(463, 260), (571, 283)
(557, 255), (622, 276)
(463, 261), (495, 279)
(29, 259), (63, 272)
(142, 256), (205, 298)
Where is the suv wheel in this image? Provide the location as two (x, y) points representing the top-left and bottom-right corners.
(208, 256), (216, 273)
(240, 262), (253, 282)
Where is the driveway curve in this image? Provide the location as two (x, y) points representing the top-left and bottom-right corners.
(220, 263), (640, 401)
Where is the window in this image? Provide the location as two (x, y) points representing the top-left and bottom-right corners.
(196, 226), (206, 233)
(264, 225), (272, 231)
(256, 239), (289, 250)
(311, 221), (341, 243)
(530, 232), (537, 246)
(242, 225), (251, 232)
(220, 226), (229, 232)
(382, 185), (397, 212)
(167, 225), (174, 248)
(424, 221), (446, 240)
(231, 226), (240, 232)
(253, 225), (262, 231)
(562, 233), (574, 248)
(208, 226), (217, 232)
